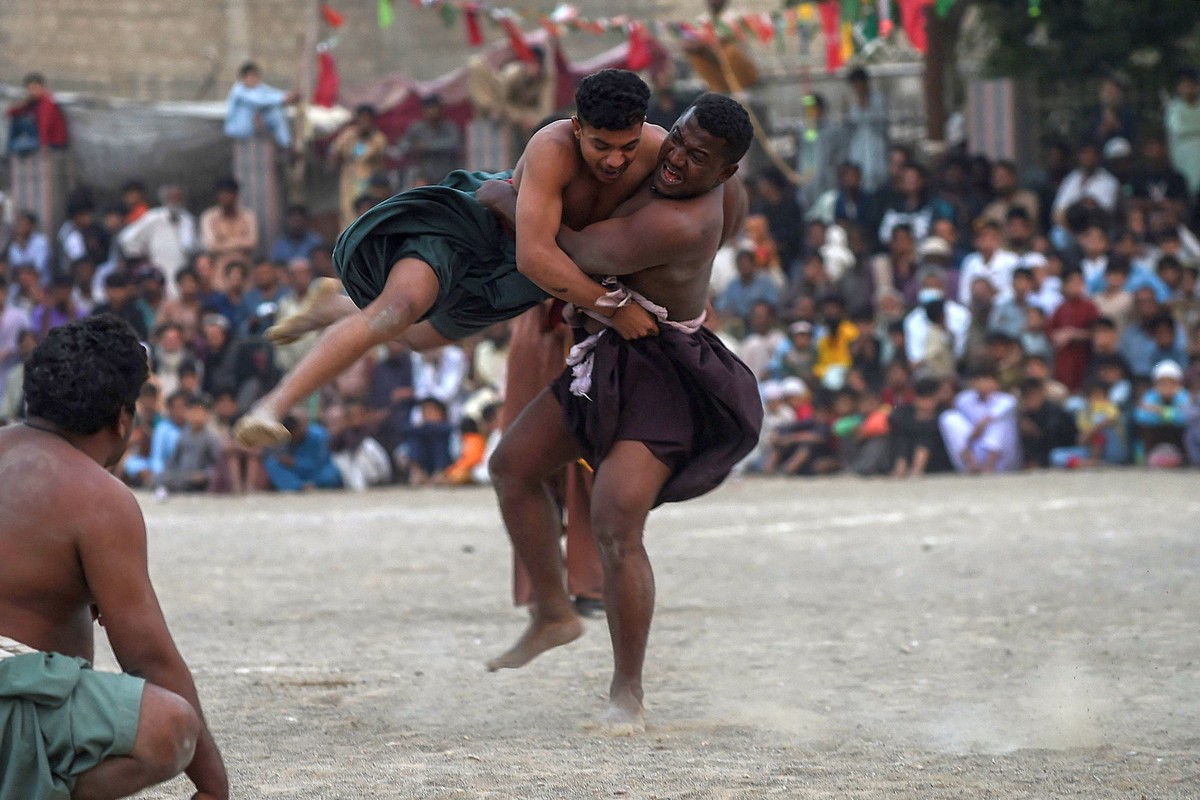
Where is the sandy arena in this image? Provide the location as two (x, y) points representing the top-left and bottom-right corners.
(111, 470), (1199, 799)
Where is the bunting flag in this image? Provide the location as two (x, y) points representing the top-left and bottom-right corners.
(313, 46), (340, 107)
(934, 0), (955, 17)
(464, 4), (485, 46)
(378, 0), (395, 29)
(817, 1), (842, 72)
(898, 0), (931, 52)
(498, 15), (537, 62)
(626, 21), (653, 71)
(321, 3), (345, 28)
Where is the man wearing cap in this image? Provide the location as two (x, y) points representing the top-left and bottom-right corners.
(398, 94), (464, 188)
(1134, 359), (1192, 464)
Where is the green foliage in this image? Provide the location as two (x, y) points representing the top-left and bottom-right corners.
(975, 0), (1200, 87)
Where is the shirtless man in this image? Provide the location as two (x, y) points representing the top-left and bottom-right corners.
(480, 94), (763, 732)
(234, 69), (665, 447)
(0, 316), (227, 800)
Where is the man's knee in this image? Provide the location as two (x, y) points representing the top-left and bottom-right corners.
(137, 685), (201, 782)
(591, 499), (650, 563)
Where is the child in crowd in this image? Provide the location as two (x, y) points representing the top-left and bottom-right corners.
(330, 396), (393, 491)
(1050, 380), (1123, 467)
(887, 376), (953, 477)
(764, 390), (837, 476)
(771, 320), (816, 380)
(1133, 359), (1192, 466)
(158, 396), (224, 495)
(437, 403), (501, 486)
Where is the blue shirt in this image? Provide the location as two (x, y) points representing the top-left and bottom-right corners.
(224, 81), (290, 143)
(1134, 388), (1191, 427)
(276, 423), (334, 482)
(714, 274), (779, 321)
(149, 418), (182, 477)
(269, 231), (323, 264)
(1119, 324), (1188, 378)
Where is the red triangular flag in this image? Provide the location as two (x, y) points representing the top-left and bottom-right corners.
(500, 17), (536, 62)
(626, 22), (652, 71)
(464, 5), (485, 47)
(321, 3), (345, 28)
(312, 48), (339, 107)
(898, 0), (932, 53)
(818, 0), (844, 72)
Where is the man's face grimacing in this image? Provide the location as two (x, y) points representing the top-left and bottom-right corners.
(654, 110), (738, 199)
(574, 118), (643, 184)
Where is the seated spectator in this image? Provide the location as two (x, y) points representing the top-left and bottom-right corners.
(210, 260), (250, 332)
(770, 320), (816, 381)
(239, 259), (292, 335)
(813, 294), (859, 389)
(738, 301), (785, 380)
(1020, 306), (1053, 361)
(742, 381), (795, 473)
(0, 329), (38, 423)
(982, 159), (1040, 231)
(750, 169), (803, 276)
(135, 266), (167, 332)
(715, 249), (780, 329)
(31, 275), (85, 338)
(869, 223), (919, 302)
(1050, 379), (1125, 467)
(764, 390), (838, 476)
(905, 279), (969, 379)
(56, 191), (96, 276)
(156, 267), (204, 344)
(888, 376), (953, 477)
(92, 272), (150, 341)
(842, 389), (892, 476)
(1130, 132), (1189, 210)
(270, 205), (323, 265)
(148, 390), (189, 485)
(877, 163), (953, 245)
(367, 340), (417, 457)
(399, 397), (455, 485)
(1018, 377), (1077, 468)
(1120, 288), (1187, 379)
(958, 220), (1019, 307)
(939, 361), (1022, 474)
(1021, 354), (1071, 406)
(1047, 269), (1099, 392)
(209, 388), (267, 494)
(329, 397), (392, 491)
(984, 331), (1025, 392)
(1134, 359), (1191, 465)
(118, 384), (160, 486)
(264, 410), (342, 491)
(157, 396), (223, 495)
(880, 361), (912, 407)
(224, 61), (296, 148)
(740, 214), (787, 287)
(808, 161), (872, 230)
(437, 403), (502, 486)
(152, 322), (189, 398)
(198, 314), (238, 397)
(988, 266), (1037, 340)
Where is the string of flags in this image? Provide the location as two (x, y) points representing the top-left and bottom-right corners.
(320, 1), (1043, 75)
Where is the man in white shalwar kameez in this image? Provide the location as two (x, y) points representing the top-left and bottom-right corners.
(939, 362), (1022, 474)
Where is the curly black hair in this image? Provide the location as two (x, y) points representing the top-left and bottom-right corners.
(24, 315), (149, 436)
(575, 69), (650, 131)
(689, 93), (754, 164)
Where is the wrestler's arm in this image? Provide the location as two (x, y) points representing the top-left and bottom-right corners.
(555, 201), (709, 276)
(80, 485), (228, 800)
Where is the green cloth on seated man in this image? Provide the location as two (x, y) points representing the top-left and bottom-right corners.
(0, 652), (145, 800)
(333, 169), (549, 340)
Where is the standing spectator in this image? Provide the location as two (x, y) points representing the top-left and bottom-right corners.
(200, 178), (258, 276)
(4, 72), (68, 153)
(8, 211), (50, 285)
(92, 272), (150, 341)
(398, 95), (464, 187)
(117, 184), (197, 298)
(1091, 75), (1137, 147)
(1046, 269), (1099, 392)
(1131, 132), (1190, 210)
(56, 192), (95, 277)
(715, 250), (780, 326)
(1017, 377), (1077, 467)
(269, 205), (323, 264)
(752, 168), (804, 276)
(738, 301), (785, 380)
(939, 362), (1022, 474)
(224, 61), (296, 149)
(843, 67), (888, 193)
(1165, 67), (1200, 201)
(982, 160), (1041, 231)
(0, 278), (30, 406)
(31, 275), (83, 336)
(122, 179), (150, 224)
(264, 411), (342, 491)
(1052, 140), (1120, 226)
(958, 219), (1020, 306)
(330, 105), (390, 230)
(157, 396), (223, 495)
(796, 93), (841, 209)
(887, 376), (953, 477)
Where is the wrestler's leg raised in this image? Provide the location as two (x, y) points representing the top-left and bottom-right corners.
(235, 258), (441, 447)
(487, 389), (585, 671)
(72, 684), (200, 800)
(589, 441), (671, 734)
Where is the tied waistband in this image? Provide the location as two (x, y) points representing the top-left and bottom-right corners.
(565, 278), (706, 399)
(0, 634), (38, 661)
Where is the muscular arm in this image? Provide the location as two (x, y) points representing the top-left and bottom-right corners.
(513, 136), (616, 308)
(555, 201), (709, 276)
(81, 485), (228, 799)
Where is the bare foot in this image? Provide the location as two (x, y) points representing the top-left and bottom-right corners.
(233, 408), (290, 448)
(266, 277), (344, 344)
(592, 692), (646, 736)
(485, 615), (584, 672)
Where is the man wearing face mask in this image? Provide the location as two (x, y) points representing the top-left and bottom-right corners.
(118, 185), (198, 299)
(903, 267), (972, 374)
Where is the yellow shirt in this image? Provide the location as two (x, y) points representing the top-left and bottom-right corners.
(814, 321), (860, 379)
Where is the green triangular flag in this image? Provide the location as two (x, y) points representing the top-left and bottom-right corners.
(378, 0), (394, 29)
(935, 0), (955, 18)
(439, 3), (457, 27)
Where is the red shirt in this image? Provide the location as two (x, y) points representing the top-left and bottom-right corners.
(7, 95), (69, 148)
(1047, 296), (1099, 391)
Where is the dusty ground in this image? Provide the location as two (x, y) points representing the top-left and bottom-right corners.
(112, 470), (1200, 799)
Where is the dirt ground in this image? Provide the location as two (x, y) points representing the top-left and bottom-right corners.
(112, 470), (1200, 799)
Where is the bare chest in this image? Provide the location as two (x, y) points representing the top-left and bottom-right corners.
(559, 176), (643, 231)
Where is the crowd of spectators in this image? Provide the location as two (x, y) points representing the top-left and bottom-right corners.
(3, 64), (1200, 499)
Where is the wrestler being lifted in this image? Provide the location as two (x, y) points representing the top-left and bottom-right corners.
(0, 316), (227, 800)
(479, 94), (764, 733)
(234, 69), (666, 448)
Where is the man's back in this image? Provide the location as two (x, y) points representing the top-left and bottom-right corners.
(0, 426), (103, 659)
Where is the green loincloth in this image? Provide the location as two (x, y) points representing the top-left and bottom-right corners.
(332, 169), (549, 340)
(0, 652), (145, 800)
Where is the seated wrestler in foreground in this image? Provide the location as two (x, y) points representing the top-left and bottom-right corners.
(0, 316), (227, 800)
(481, 94), (763, 733)
(235, 69), (666, 448)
